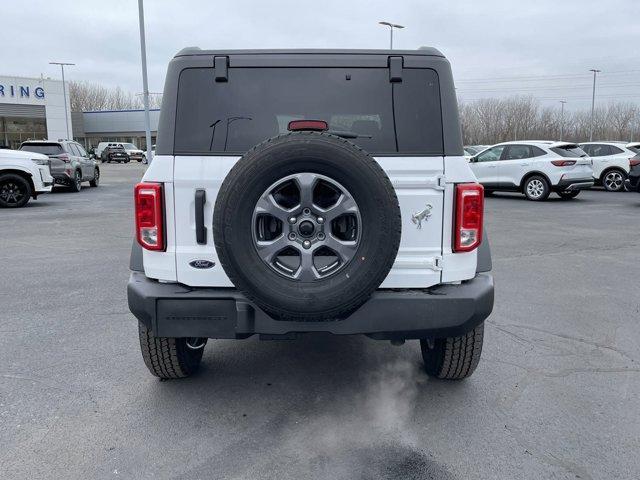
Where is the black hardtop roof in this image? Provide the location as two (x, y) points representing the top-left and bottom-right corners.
(156, 46), (462, 157)
(175, 47), (445, 58)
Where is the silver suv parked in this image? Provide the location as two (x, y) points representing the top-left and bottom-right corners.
(20, 140), (100, 192)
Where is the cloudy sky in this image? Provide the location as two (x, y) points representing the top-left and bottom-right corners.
(4, 0), (639, 110)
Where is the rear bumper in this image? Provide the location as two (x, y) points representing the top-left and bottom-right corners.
(127, 271), (494, 340)
(555, 177), (594, 191)
(52, 171), (73, 184)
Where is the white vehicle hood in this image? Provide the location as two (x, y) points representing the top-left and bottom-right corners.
(0, 149), (48, 173)
(1, 149), (48, 162)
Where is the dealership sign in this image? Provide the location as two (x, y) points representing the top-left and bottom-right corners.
(0, 83), (44, 100)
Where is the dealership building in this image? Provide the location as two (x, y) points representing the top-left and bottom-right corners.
(1, 73), (160, 151)
(72, 108), (160, 150)
(0, 75), (72, 148)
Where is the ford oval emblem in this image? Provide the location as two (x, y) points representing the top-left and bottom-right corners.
(189, 260), (215, 269)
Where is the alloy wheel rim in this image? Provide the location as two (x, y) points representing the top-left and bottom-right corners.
(0, 182), (25, 205)
(527, 179), (544, 198)
(252, 172), (361, 281)
(605, 172), (623, 190)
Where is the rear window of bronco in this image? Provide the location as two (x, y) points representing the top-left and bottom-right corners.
(174, 67), (443, 156)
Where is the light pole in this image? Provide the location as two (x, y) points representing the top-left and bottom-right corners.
(378, 21), (405, 49)
(137, 0), (152, 163)
(49, 62), (74, 140)
(589, 69), (601, 141)
(559, 100), (567, 140)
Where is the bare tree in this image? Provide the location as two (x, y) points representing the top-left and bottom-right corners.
(69, 81), (163, 112)
(69, 81), (111, 112)
(459, 96), (640, 145)
(606, 102), (637, 140)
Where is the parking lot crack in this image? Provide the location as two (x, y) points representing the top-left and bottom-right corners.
(489, 321), (638, 364)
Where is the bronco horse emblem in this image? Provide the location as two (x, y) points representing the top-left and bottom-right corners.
(411, 204), (433, 229)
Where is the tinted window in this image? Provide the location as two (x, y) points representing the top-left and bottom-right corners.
(628, 146), (640, 153)
(504, 145), (531, 160)
(531, 146), (547, 157)
(68, 144), (81, 156)
(174, 67), (443, 155)
(551, 145), (587, 157)
(610, 145), (624, 154)
(476, 146), (505, 162)
(465, 146), (482, 155)
(20, 143), (63, 156)
(76, 144), (88, 157)
(586, 144), (611, 156)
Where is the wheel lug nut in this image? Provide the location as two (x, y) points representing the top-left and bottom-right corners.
(317, 216), (324, 224)
(317, 232), (325, 240)
(302, 240), (311, 249)
(288, 233), (296, 241)
(288, 216), (297, 224)
(303, 208), (311, 215)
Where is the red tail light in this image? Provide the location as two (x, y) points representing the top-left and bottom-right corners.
(630, 158), (640, 167)
(551, 160), (576, 167)
(454, 183), (484, 253)
(288, 120), (328, 131)
(134, 183), (164, 251)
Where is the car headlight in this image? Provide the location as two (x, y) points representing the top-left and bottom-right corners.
(31, 158), (49, 165)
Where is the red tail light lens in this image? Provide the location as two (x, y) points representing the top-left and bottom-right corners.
(551, 160), (576, 167)
(134, 183), (164, 251)
(629, 158), (640, 167)
(454, 183), (484, 253)
(288, 120), (328, 131)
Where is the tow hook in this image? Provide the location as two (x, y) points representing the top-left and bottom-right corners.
(186, 338), (206, 350)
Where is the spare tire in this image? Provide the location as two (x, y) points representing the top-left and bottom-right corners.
(213, 132), (401, 321)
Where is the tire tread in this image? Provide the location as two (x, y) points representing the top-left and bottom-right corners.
(138, 323), (204, 379)
(421, 323), (484, 380)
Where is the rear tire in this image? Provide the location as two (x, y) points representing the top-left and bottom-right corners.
(557, 190), (580, 199)
(420, 323), (484, 380)
(69, 170), (82, 192)
(138, 323), (207, 379)
(523, 175), (550, 201)
(89, 168), (100, 187)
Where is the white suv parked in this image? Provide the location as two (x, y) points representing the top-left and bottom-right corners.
(579, 142), (636, 192)
(127, 48), (494, 381)
(0, 149), (53, 208)
(469, 141), (593, 201)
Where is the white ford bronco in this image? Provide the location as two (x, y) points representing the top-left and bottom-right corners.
(128, 48), (494, 380)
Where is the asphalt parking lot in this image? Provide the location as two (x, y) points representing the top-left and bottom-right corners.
(1, 162), (639, 479)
